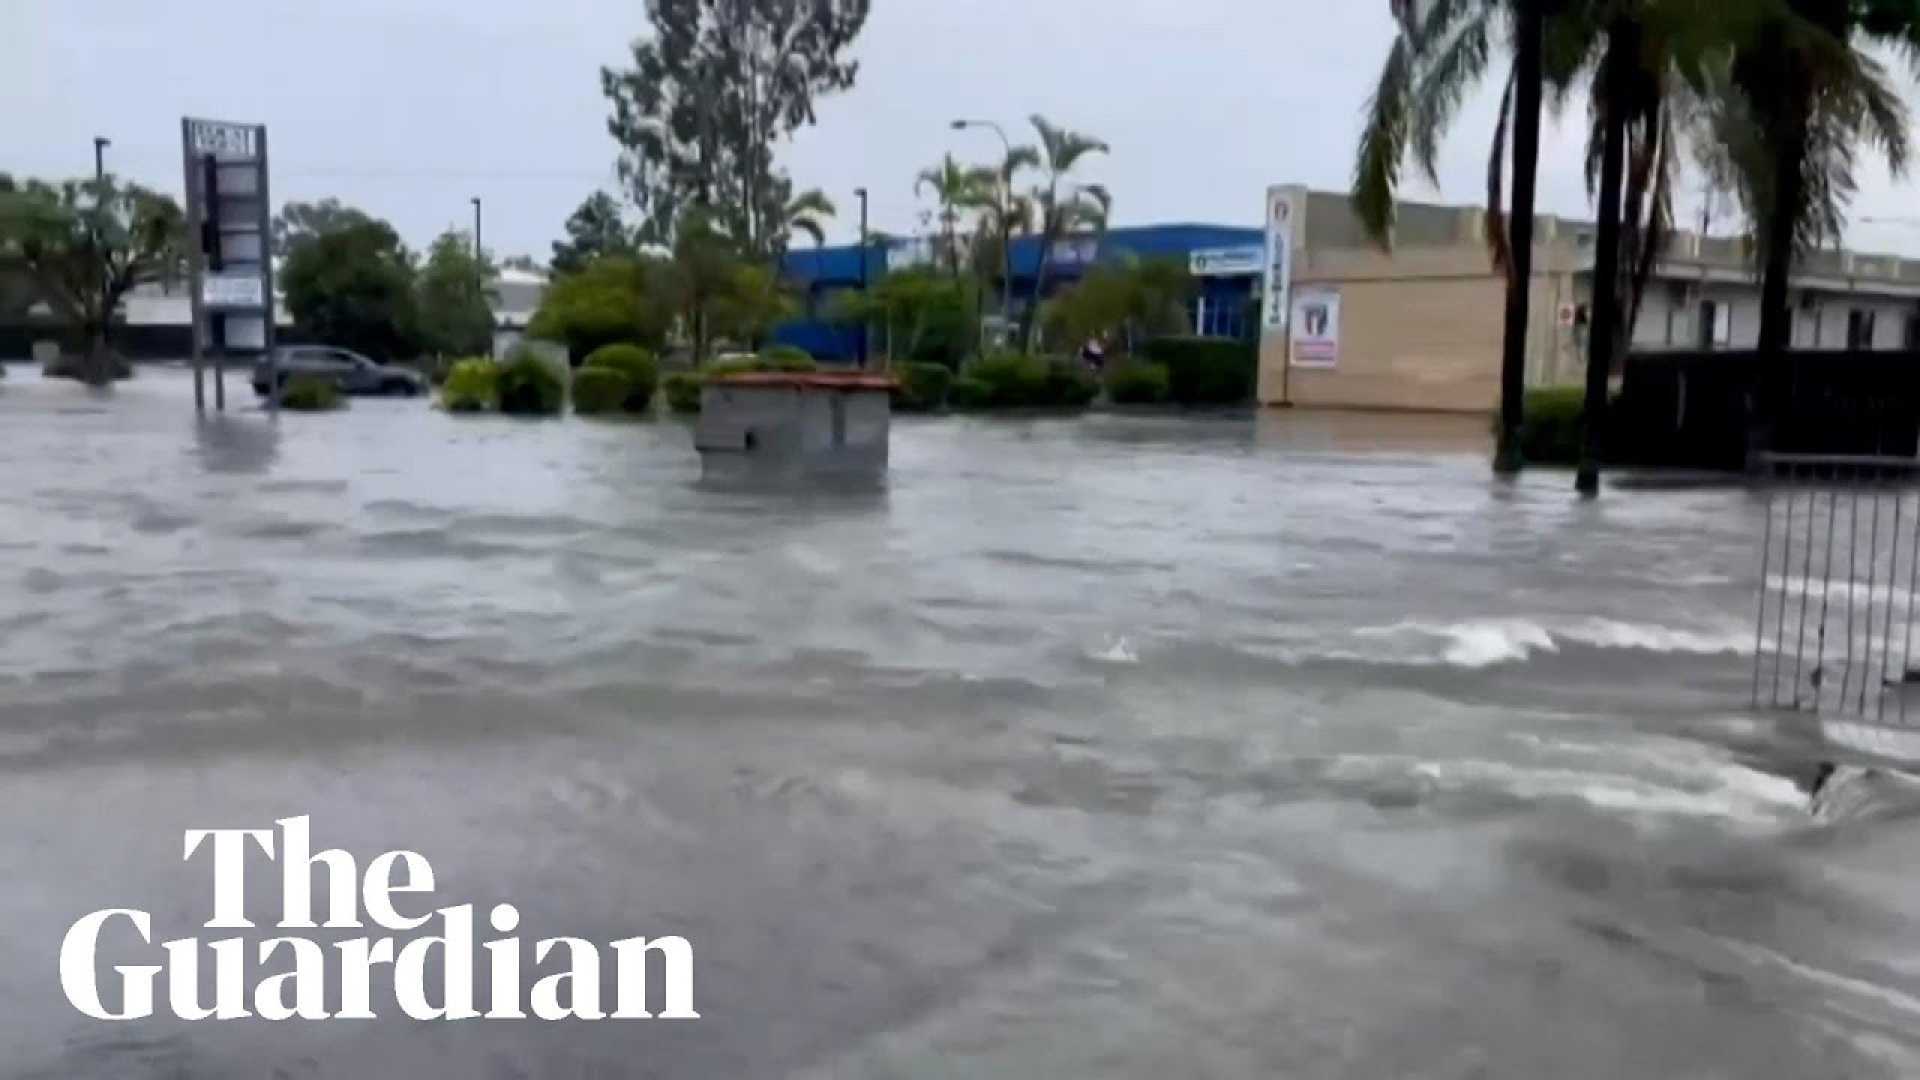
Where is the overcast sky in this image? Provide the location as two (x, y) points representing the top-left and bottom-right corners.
(7, 0), (1919, 261)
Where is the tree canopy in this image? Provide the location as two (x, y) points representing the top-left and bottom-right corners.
(528, 254), (675, 361)
(280, 216), (419, 361)
(416, 229), (497, 358)
(550, 192), (634, 276)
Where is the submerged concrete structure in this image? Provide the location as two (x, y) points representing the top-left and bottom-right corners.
(693, 372), (897, 487)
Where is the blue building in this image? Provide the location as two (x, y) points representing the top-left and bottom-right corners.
(773, 222), (1265, 363)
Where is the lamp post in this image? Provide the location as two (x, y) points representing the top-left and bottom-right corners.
(470, 197), (483, 261)
(92, 136), (111, 369)
(855, 186), (869, 369)
(93, 136), (110, 183)
(952, 119), (1014, 339)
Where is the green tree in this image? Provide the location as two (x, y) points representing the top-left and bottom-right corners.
(1044, 256), (1193, 354)
(527, 254), (675, 361)
(710, 262), (798, 349)
(1356, 0), (1546, 474)
(831, 268), (976, 369)
(272, 198), (372, 259)
(1724, 0), (1914, 363)
(773, 188), (836, 259)
(601, 0), (870, 254)
(416, 229), (498, 358)
(916, 154), (985, 277)
(281, 217), (419, 361)
(550, 192), (633, 276)
(669, 207), (745, 363)
(1022, 115), (1110, 351)
(0, 173), (184, 383)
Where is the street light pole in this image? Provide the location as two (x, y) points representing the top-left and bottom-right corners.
(855, 186), (869, 369)
(93, 137), (110, 183)
(952, 119), (1014, 341)
(92, 136), (111, 371)
(470, 197), (483, 261)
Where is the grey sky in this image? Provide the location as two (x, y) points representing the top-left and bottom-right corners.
(7, 0), (1919, 260)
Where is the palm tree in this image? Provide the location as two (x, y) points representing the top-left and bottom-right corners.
(1023, 115), (1109, 351)
(916, 155), (984, 278)
(1356, 0), (1545, 474)
(961, 148), (1039, 331)
(1724, 1), (1913, 361)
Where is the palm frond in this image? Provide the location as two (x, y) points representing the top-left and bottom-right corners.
(1485, 66), (1516, 274)
(1353, 31), (1416, 246)
(1408, 5), (1494, 184)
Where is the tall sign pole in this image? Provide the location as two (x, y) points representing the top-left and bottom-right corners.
(182, 117), (273, 413)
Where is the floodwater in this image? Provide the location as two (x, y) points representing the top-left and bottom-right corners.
(2, 365), (1919, 1078)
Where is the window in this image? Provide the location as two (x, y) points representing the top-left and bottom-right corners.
(1848, 309), (1877, 351)
(1698, 300), (1731, 349)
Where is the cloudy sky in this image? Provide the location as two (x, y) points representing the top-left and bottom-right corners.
(7, 0), (1919, 261)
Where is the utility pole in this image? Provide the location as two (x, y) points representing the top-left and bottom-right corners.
(92, 136), (111, 376)
(471, 197), (483, 261)
(855, 187), (870, 369)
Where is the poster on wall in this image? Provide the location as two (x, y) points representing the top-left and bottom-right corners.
(1259, 187), (1296, 335)
(1289, 286), (1341, 368)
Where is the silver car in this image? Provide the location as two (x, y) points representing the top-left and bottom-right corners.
(251, 346), (427, 397)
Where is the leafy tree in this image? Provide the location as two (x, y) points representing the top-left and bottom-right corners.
(668, 207), (746, 363)
(962, 147), (1038, 318)
(527, 254), (675, 361)
(416, 228), (497, 358)
(1044, 256), (1193, 354)
(0, 173), (184, 382)
(1022, 115), (1109, 351)
(831, 268), (976, 369)
(281, 217), (419, 361)
(550, 192), (633, 276)
(773, 188), (836, 258)
(273, 198), (372, 258)
(601, 0), (870, 254)
(916, 154), (985, 277)
(710, 262), (797, 349)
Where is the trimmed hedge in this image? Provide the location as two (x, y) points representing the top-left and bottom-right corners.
(948, 376), (993, 410)
(1142, 337), (1256, 405)
(583, 344), (659, 411)
(497, 352), (566, 416)
(663, 372), (704, 414)
(1517, 387), (1588, 465)
(280, 376), (344, 411)
(949, 354), (1096, 410)
(572, 367), (633, 415)
(1107, 361), (1172, 404)
(894, 362), (953, 412)
(440, 358), (500, 413)
(758, 345), (816, 372)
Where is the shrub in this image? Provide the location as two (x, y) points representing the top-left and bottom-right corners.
(1143, 336), (1256, 405)
(948, 376), (993, 410)
(279, 376), (344, 411)
(894, 362), (953, 412)
(758, 345), (816, 372)
(496, 350), (566, 416)
(663, 372), (704, 414)
(583, 343), (659, 411)
(1107, 361), (1172, 404)
(572, 367), (633, 416)
(1038, 358), (1099, 407)
(440, 357), (500, 413)
(1517, 387), (1588, 465)
(967, 352), (1049, 407)
(704, 358), (761, 380)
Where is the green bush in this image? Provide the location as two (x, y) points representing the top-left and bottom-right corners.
(894, 362), (953, 412)
(440, 357), (500, 413)
(1038, 358), (1099, 407)
(1143, 337), (1256, 405)
(663, 371), (704, 414)
(967, 352), (1049, 407)
(704, 358), (761, 380)
(1517, 387), (1588, 465)
(1107, 361), (1172, 404)
(280, 376), (344, 412)
(948, 376), (993, 410)
(572, 367), (633, 415)
(757, 345), (816, 372)
(583, 343), (659, 411)
(496, 351), (566, 416)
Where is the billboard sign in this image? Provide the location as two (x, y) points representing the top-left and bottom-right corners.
(1189, 245), (1265, 278)
(181, 117), (273, 410)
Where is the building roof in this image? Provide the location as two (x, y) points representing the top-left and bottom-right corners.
(781, 222), (1266, 285)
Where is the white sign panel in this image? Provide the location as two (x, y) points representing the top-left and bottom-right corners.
(187, 118), (260, 162)
(1290, 286), (1341, 368)
(202, 274), (265, 310)
(1260, 188), (1296, 335)
(1190, 245), (1265, 277)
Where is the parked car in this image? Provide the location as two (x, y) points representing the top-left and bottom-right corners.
(251, 346), (427, 397)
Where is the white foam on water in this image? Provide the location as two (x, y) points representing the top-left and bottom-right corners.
(1087, 635), (1140, 665)
(1354, 615), (1754, 669)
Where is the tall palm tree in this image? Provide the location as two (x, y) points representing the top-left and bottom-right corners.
(916, 155), (984, 278)
(961, 148), (1040, 328)
(1724, 1), (1913, 360)
(1355, 0), (1545, 474)
(1023, 115), (1109, 351)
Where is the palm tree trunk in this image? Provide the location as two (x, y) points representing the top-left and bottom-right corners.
(1577, 21), (1636, 496)
(1757, 137), (1804, 358)
(1025, 205), (1055, 354)
(1496, 0), (1544, 475)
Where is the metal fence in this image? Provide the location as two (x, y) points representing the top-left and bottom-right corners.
(1753, 454), (1920, 729)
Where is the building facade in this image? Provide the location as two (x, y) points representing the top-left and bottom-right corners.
(1256, 185), (1920, 413)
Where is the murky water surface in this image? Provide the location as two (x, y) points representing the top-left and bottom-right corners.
(3, 367), (1918, 1078)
